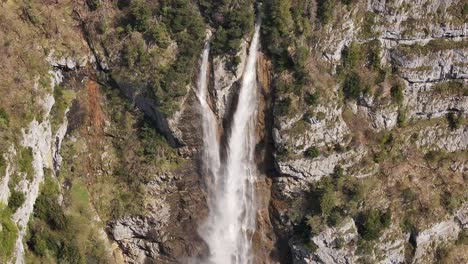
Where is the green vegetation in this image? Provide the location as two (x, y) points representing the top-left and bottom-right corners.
(317, 0), (336, 24)
(26, 176), (109, 263)
(432, 80), (467, 96)
(201, 0), (254, 60)
(305, 91), (320, 106)
(391, 82), (404, 105)
(17, 147), (34, 181)
(360, 11), (376, 38)
(86, 0), (101, 11)
(343, 72), (364, 100)
(276, 97), (292, 116)
(399, 39), (468, 56)
(51, 85), (76, 132)
(446, 112), (463, 130)
(304, 146), (320, 159)
(0, 108), (9, 129)
(342, 42), (362, 70)
(356, 209), (391, 240)
(300, 171), (371, 240)
(263, 0), (314, 95)
(456, 229), (468, 245)
(8, 189), (25, 212)
(0, 203), (18, 262)
(109, 0), (207, 116)
(0, 155), (6, 179)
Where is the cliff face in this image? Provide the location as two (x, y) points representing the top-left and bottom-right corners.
(268, 0), (467, 263)
(0, 0), (466, 264)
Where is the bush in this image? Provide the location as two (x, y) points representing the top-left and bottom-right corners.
(8, 190), (25, 212)
(145, 24), (170, 48)
(342, 42), (361, 70)
(17, 147), (34, 180)
(0, 108), (9, 129)
(356, 209), (392, 240)
(304, 146), (320, 159)
(397, 108), (407, 127)
(204, 0), (254, 56)
(441, 191), (461, 213)
(86, 0), (101, 11)
(332, 165), (344, 179)
(343, 72), (363, 100)
(391, 82), (404, 105)
(276, 97), (292, 116)
(366, 40), (381, 71)
(447, 112), (462, 130)
(129, 0), (152, 32)
(305, 91), (320, 106)
(320, 188), (337, 217)
(317, 0), (336, 24)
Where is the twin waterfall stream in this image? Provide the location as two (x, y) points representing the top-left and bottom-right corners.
(196, 24), (261, 264)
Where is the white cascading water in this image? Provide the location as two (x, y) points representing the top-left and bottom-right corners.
(198, 24), (261, 264)
(195, 41), (222, 193)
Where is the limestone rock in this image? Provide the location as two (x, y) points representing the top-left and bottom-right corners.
(290, 218), (358, 264)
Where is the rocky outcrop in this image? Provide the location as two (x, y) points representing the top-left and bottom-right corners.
(109, 216), (172, 264)
(412, 204), (468, 263)
(211, 41), (248, 119)
(11, 76), (69, 263)
(290, 218), (358, 264)
(415, 125), (468, 152)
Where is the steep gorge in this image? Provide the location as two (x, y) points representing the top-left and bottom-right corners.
(0, 0), (467, 264)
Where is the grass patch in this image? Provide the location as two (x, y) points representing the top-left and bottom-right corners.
(50, 86), (76, 132)
(0, 108), (9, 129)
(433, 81), (467, 97)
(399, 39), (468, 56)
(17, 146), (34, 181)
(26, 176), (110, 263)
(0, 203), (18, 262)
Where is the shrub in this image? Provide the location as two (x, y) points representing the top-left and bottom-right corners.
(343, 72), (363, 100)
(0, 204), (17, 262)
(456, 229), (468, 245)
(327, 208), (345, 226)
(86, 0), (101, 11)
(0, 156), (6, 178)
(356, 209), (392, 240)
(304, 146), (320, 159)
(397, 108), (407, 127)
(317, 0), (336, 24)
(206, 1), (254, 56)
(342, 42), (361, 70)
(51, 85), (76, 132)
(0, 108), (9, 129)
(441, 191), (461, 213)
(305, 91), (320, 106)
(334, 237), (345, 249)
(17, 147), (34, 180)
(145, 24), (170, 48)
(129, 0), (152, 32)
(367, 40), (381, 71)
(320, 188), (337, 217)
(332, 165), (344, 179)
(447, 112), (462, 130)
(402, 188), (416, 204)
(8, 190), (25, 212)
(391, 82), (404, 105)
(276, 97), (292, 116)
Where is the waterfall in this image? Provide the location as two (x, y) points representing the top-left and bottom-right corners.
(195, 42), (221, 191)
(198, 24), (261, 264)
